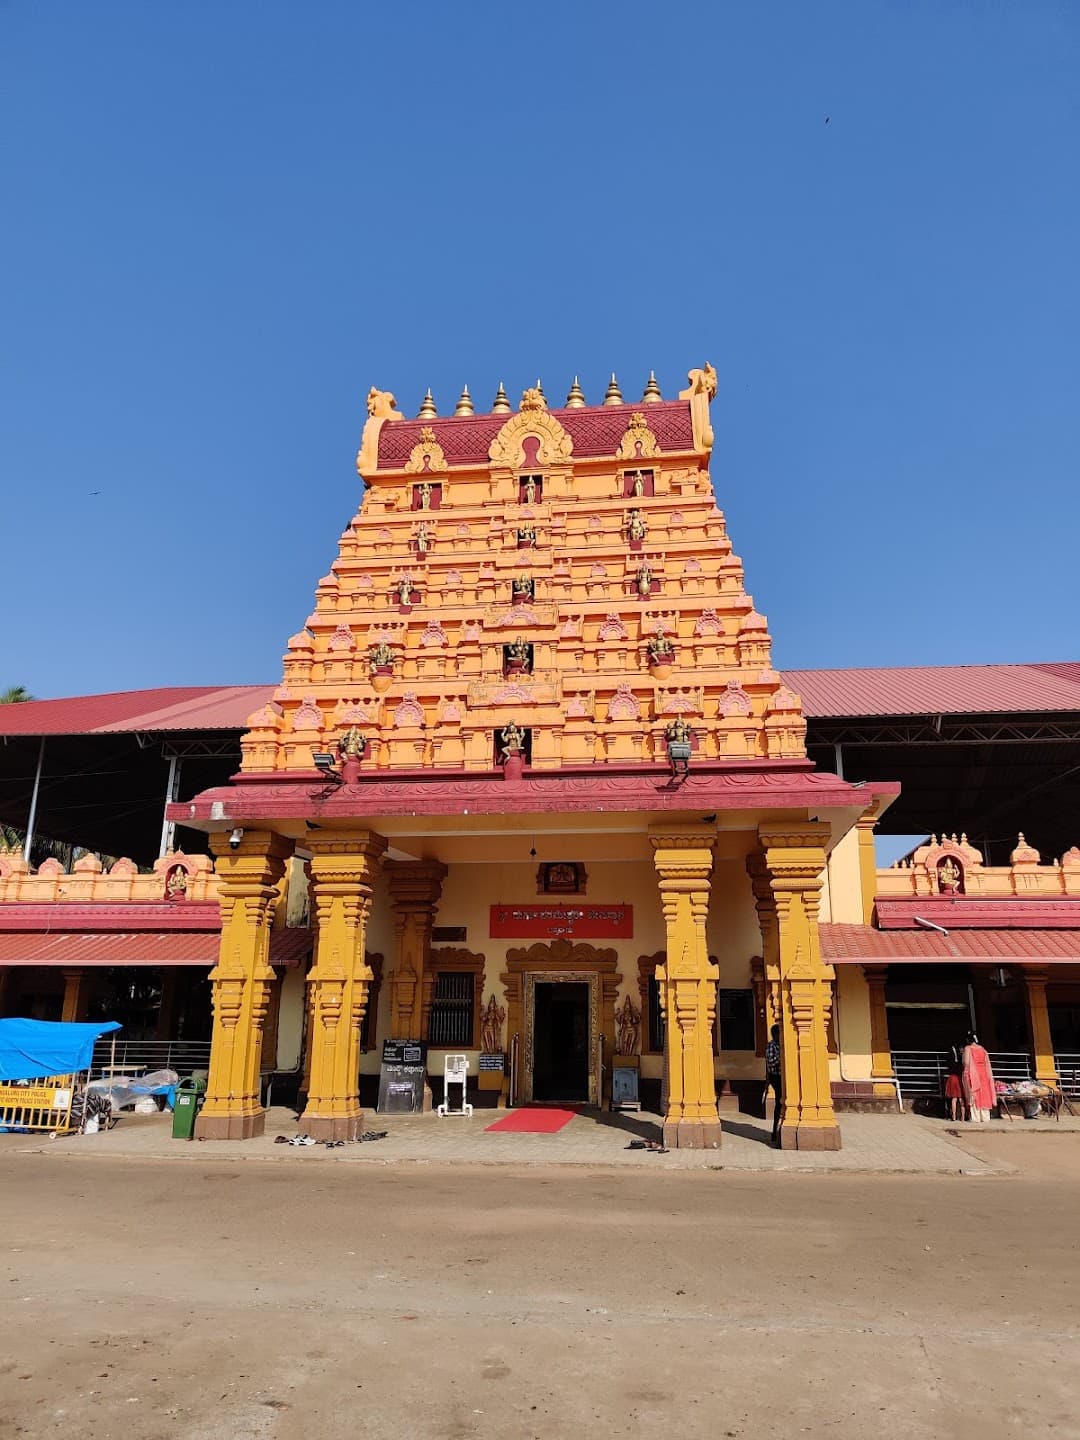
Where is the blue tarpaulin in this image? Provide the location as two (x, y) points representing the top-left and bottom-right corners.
(0, 1018), (122, 1081)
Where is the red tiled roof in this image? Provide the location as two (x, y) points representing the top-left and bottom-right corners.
(0, 928), (311, 968)
(5, 664), (1079, 739)
(0, 686), (274, 737)
(821, 923), (1080, 964)
(375, 401), (695, 470)
(785, 663), (1080, 718)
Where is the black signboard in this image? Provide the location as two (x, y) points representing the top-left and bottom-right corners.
(377, 1039), (428, 1114)
(478, 1053), (504, 1073)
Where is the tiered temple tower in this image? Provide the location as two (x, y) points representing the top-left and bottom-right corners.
(239, 369), (807, 777)
(179, 366), (892, 1150)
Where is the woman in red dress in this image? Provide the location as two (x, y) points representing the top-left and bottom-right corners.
(962, 1032), (996, 1122)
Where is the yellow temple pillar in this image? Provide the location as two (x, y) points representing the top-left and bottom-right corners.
(299, 832), (387, 1141)
(650, 826), (721, 1150)
(863, 963), (897, 1096)
(757, 822), (841, 1150)
(385, 861), (448, 1040)
(1024, 967), (1059, 1084)
(61, 969), (88, 1023)
(195, 830), (293, 1140)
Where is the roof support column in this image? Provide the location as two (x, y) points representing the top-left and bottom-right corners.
(299, 832), (387, 1141)
(650, 825), (721, 1150)
(196, 830), (293, 1140)
(1024, 967), (1059, 1085)
(753, 822), (841, 1150)
(863, 963), (896, 1094)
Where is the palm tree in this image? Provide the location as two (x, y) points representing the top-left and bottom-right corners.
(1, 685), (34, 705)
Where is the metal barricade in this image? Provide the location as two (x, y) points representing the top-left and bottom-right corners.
(987, 1051), (1034, 1086)
(0, 1074), (78, 1133)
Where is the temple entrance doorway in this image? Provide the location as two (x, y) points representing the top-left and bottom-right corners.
(532, 981), (590, 1103)
(502, 941), (621, 1108)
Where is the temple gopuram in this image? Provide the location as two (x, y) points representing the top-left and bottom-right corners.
(168, 366), (895, 1149)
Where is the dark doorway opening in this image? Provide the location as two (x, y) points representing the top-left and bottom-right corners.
(532, 981), (590, 1103)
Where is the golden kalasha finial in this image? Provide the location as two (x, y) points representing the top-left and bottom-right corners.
(565, 376), (586, 408)
(492, 381), (511, 414)
(417, 388), (437, 419)
(641, 370), (663, 403)
(454, 384), (475, 417)
(603, 372), (624, 406)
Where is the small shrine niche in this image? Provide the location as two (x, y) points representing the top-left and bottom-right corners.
(537, 861), (586, 896)
(164, 864), (189, 902)
(623, 468), (655, 499)
(511, 573), (535, 602)
(518, 472), (543, 505)
(394, 574), (421, 610)
(517, 524), (538, 549)
(412, 480), (442, 511)
(414, 520), (434, 555)
(936, 856), (965, 894)
(503, 638), (534, 677)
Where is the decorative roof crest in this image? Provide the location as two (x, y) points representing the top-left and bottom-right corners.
(616, 411), (660, 460)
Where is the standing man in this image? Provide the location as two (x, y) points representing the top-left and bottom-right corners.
(765, 1023), (782, 1146)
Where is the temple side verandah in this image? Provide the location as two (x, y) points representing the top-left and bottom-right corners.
(173, 369), (897, 1149)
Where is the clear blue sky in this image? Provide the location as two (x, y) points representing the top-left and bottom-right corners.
(3, 2), (1077, 697)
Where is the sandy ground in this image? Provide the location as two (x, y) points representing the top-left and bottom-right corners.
(2, 1136), (1078, 1440)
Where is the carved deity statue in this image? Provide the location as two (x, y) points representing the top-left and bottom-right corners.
(636, 562), (653, 598)
(938, 857), (962, 893)
(369, 640), (394, 673)
(165, 866), (188, 901)
(500, 722), (525, 758)
(415, 521), (431, 554)
(397, 574), (416, 606)
(480, 994), (507, 1054)
(517, 526), (537, 548)
(631, 472), (645, 498)
(627, 508), (646, 542)
(647, 623), (674, 664)
(614, 995), (641, 1057)
(338, 727), (367, 761)
(666, 717), (691, 746)
(681, 363), (718, 400)
(512, 573), (533, 599)
(522, 475), (537, 504)
(507, 635), (531, 667)
(418, 481), (433, 510)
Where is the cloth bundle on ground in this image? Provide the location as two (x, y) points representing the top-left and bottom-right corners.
(0, 1018), (122, 1082)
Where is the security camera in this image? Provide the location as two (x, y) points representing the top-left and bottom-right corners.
(228, 827), (244, 850)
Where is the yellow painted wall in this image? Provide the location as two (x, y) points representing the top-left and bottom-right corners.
(276, 966), (306, 1070)
(831, 964), (873, 1081)
(821, 827), (864, 924)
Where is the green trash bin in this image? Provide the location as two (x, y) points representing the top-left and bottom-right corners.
(172, 1075), (207, 1141)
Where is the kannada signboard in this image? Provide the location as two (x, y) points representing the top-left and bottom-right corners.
(377, 1039), (428, 1114)
(489, 904), (633, 939)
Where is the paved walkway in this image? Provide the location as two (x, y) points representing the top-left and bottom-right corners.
(2, 1104), (1012, 1173)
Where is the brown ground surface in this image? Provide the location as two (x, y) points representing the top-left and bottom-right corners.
(1, 1136), (1078, 1440)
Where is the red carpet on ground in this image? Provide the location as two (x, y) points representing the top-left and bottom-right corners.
(485, 1106), (579, 1134)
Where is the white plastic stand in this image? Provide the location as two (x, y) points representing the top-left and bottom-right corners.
(437, 1053), (473, 1117)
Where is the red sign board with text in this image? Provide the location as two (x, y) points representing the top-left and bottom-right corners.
(489, 904), (633, 940)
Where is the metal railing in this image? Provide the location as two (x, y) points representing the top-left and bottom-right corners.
(90, 1037), (212, 1080)
(892, 1049), (1034, 1099)
(891, 1051), (951, 1097)
(1054, 1053), (1080, 1098)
